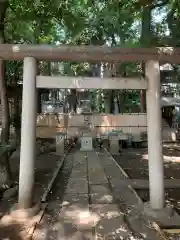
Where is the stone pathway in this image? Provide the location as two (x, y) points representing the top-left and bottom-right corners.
(99, 150), (168, 240)
(32, 149), (169, 240)
(33, 150), (136, 239)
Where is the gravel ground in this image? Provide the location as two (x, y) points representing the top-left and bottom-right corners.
(113, 145), (180, 240)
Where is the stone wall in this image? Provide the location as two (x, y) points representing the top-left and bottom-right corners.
(36, 114), (147, 138)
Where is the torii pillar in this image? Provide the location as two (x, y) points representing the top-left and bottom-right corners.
(146, 60), (164, 209)
(18, 57), (37, 209)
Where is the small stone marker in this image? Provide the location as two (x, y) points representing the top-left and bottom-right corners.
(55, 132), (65, 155)
(80, 136), (93, 151)
(109, 134), (119, 155)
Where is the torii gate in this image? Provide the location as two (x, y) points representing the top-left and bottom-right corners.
(0, 45), (179, 212)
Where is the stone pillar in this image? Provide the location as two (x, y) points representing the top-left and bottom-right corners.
(101, 135), (109, 150)
(146, 60), (164, 209)
(109, 135), (119, 155)
(56, 133), (65, 155)
(18, 57), (37, 209)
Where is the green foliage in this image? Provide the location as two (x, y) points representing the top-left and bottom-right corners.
(2, 0), (180, 112)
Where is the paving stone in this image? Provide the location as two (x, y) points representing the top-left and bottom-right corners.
(91, 204), (131, 239)
(71, 171), (87, 178)
(87, 152), (108, 185)
(91, 204), (123, 219)
(65, 178), (88, 194)
(73, 160), (86, 166)
(34, 200), (93, 240)
(88, 166), (103, 173)
(88, 173), (108, 185)
(103, 165), (128, 180)
(72, 169), (87, 175)
(73, 163), (87, 170)
(68, 178), (87, 183)
(45, 217), (94, 240)
(58, 204), (99, 233)
(87, 152), (101, 166)
(57, 229), (94, 240)
(87, 162), (101, 168)
(73, 151), (87, 165)
(73, 151), (87, 175)
(62, 194), (89, 207)
(90, 184), (114, 204)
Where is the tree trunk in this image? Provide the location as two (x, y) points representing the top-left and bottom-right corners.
(104, 90), (112, 113)
(14, 88), (21, 144)
(0, 0), (12, 188)
(140, 5), (152, 112)
(103, 63), (114, 113)
(0, 62), (9, 144)
(110, 90), (115, 113)
(37, 89), (42, 113)
(117, 93), (121, 113)
(70, 89), (77, 113)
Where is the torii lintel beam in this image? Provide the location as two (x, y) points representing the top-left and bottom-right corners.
(0, 44), (179, 63)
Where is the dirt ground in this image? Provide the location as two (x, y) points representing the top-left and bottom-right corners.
(0, 136), (73, 239)
(0, 150), (61, 239)
(113, 144), (180, 214)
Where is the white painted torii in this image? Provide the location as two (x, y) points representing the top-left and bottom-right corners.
(0, 45), (170, 211)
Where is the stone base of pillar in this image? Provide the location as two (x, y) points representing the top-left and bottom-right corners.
(143, 202), (180, 228)
(109, 136), (119, 155)
(55, 133), (65, 156)
(10, 202), (41, 219)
